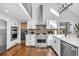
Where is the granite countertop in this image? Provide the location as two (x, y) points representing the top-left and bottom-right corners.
(54, 34), (79, 47)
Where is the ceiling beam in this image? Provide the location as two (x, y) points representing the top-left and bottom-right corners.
(59, 3), (73, 14)
(18, 3), (31, 20)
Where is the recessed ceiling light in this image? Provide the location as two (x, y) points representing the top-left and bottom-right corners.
(5, 10), (8, 13)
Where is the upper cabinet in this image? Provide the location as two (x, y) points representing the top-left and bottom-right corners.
(21, 22), (27, 30)
(46, 20), (58, 29)
(27, 20), (36, 29)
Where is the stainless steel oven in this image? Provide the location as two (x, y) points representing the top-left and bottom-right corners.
(11, 27), (18, 41)
(35, 35), (47, 47)
(37, 39), (46, 43)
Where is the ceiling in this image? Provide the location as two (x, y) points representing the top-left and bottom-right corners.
(0, 3), (31, 21)
(69, 3), (79, 17)
(22, 3), (32, 18)
(43, 3), (79, 18)
(0, 3), (79, 21)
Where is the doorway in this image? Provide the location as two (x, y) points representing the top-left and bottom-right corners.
(0, 20), (7, 53)
(21, 22), (27, 45)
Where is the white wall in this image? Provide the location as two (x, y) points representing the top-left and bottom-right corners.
(42, 3), (79, 34)
(32, 3), (41, 25)
(43, 4), (59, 23)
(58, 8), (79, 34)
(32, 3), (58, 25)
(26, 3), (42, 29)
(7, 20), (21, 49)
(0, 14), (21, 49)
(28, 3), (79, 33)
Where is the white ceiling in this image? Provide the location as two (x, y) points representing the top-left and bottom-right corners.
(0, 3), (79, 21)
(43, 3), (79, 18)
(69, 3), (79, 17)
(0, 3), (31, 21)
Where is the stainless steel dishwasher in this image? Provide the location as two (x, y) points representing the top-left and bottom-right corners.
(61, 40), (78, 56)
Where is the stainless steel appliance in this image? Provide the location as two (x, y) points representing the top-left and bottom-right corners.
(0, 20), (7, 53)
(35, 35), (47, 47)
(61, 40), (78, 56)
(11, 27), (18, 41)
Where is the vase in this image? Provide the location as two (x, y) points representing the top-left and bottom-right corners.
(76, 32), (79, 38)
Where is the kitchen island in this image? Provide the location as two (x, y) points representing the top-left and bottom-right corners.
(53, 34), (79, 56)
(25, 33), (79, 56)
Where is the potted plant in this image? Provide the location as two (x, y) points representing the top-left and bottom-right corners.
(74, 22), (79, 38)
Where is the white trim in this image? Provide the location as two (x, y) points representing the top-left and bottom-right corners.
(18, 3), (31, 20)
(50, 8), (59, 17)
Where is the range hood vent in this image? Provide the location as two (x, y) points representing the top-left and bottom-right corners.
(36, 25), (46, 30)
(38, 5), (43, 25)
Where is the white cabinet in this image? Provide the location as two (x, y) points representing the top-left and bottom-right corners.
(47, 34), (53, 46)
(27, 22), (31, 29)
(32, 25), (36, 29)
(26, 34), (35, 46)
(46, 20), (57, 29)
(27, 24), (36, 29)
(52, 36), (61, 56)
(47, 35), (60, 55)
(27, 21), (36, 29)
(46, 20), (50, 29)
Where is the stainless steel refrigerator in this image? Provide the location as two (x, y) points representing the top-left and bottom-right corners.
(0, 20), (7, 53)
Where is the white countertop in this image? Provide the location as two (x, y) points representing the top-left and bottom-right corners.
(54, 34), (79, 47)
(26, 34), (79, 47)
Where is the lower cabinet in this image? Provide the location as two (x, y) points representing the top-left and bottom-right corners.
(52, 36), (61, 56)
(47, 35), (53, 46)
(26, 34), (35, 46)
(26, 34), (60, 55)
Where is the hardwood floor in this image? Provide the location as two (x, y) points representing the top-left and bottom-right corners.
(0, 44), (57, 56)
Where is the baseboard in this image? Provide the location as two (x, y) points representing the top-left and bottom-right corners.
(7, 43), (18, 51)
(26, 46), (35, 48)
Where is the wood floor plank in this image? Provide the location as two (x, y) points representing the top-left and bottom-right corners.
(0, 44), (57, 56)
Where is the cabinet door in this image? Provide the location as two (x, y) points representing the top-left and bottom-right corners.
(55, 38), (60, 56)
(46, 20), (57, 29)
(53, 36), (60, 56)
(46, 20), (50, 29)
(47, 35), (50, 46)
(21, 22), (27, 29)
(30, 35), (35, 46)
(26, 35), (32, 46)
(51, 37), (54, 47)
(26, 35), (30, 46)
(53, 37), (56, 50)
(47, 35), (53, 46)
(31, 24), (36, 29)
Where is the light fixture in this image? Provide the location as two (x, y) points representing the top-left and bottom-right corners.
(57, 3), (73, 14)
(50, 8), (59, 17)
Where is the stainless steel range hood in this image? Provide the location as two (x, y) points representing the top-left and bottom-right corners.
(39, 5), (43, 24)
(36, 25), (46, 30)
(37, 5), (45, 25)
